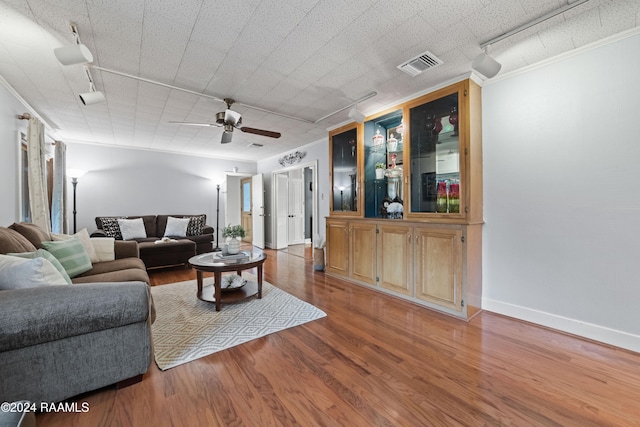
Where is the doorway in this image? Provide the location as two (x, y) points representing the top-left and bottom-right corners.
(272, 160), (318, 257)
(240, 177), (252, 243)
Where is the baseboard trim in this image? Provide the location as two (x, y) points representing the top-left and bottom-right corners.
(482, 298), (640, 354)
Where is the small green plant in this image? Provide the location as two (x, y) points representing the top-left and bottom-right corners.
(222, 224), (246, 239)
(375, 162), (386, 169)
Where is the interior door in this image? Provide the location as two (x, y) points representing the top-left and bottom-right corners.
(251, 174), (265, 249)
(275, 173), (288, 249)
(241, 177), (252, 243)
(287, 168), (305, 245)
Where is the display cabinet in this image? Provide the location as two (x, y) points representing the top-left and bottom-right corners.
(325, 79), (483, 320)
(329, 124), (360, 215)
(363, 108), (404, 219)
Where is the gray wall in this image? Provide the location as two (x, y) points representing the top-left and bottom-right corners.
(65, 143), (256, 234)
(0, 81), (24, 225)
(482, 32), (640, 352)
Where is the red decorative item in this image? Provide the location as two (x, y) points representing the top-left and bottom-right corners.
(449, 106), (458, 136)
(436, 181), (448, 213)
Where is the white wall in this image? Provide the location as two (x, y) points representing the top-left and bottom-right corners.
(482, 32), (640, 352)
(66, 142), (256, 235)
(257, 138), (329, 248)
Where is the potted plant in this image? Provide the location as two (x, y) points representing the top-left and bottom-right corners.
(375, 162), (386, 179)
(222, 224), (245, 254)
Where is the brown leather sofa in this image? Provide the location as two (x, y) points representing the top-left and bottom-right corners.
(93, 214), (214, 269)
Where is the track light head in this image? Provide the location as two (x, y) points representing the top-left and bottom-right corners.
(348, 107), (365, 123)
(54, 44), (93, 66)
(471, 52), (502, 79)
(79, 91), (105, 105)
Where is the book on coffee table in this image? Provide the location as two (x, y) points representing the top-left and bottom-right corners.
(215, 251), (250, 260)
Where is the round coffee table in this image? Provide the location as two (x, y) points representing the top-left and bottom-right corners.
(188, 250), (267, 311)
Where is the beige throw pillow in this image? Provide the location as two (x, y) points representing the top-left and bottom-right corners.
(52, 228), (98, 263)
(0, 254), (69, 289)
(90, 237), (116, 262)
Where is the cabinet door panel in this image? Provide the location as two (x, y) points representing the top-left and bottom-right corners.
(326, 221), (349, 275)
(378, 225), (412, 296)
(415, 228), (462, 311)
(350, 222), (377, 285)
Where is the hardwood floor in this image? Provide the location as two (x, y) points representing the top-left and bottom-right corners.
(37, 248), (640, 426)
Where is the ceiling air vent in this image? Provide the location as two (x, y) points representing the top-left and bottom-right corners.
(397, 51), (443, 76)
(247, 143), (263, 148)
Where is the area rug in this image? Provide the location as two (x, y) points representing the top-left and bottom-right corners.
(150, 276), (326, 370)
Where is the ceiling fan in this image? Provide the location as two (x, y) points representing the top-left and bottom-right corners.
(169, 98), (281, 144)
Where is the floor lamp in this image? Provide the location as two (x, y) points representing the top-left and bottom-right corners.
(213, 184), (221, 251)
(68, 170), (86, 234)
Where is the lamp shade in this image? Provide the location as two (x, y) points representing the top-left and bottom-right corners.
(54, 44), (93, 65)
(472, 52), (502, 79)
(79, 91), (105, 105)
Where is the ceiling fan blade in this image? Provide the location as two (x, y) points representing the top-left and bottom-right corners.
(240, 127), (281, 138)
(221, 131), (233, 144)
(169, 121), (220, 127)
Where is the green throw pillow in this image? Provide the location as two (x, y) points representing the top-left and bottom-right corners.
(41, 238), (92, 278)
(8, 249), (73, 284)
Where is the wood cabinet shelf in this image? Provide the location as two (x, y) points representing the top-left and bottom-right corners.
(326, 79), (482, 320)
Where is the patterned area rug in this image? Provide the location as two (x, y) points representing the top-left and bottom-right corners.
(150, 276), (326, 370)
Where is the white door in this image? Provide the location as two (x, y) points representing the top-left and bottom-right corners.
(287, 168), (305, 245)
(275, 173), (289, 249)
(251, 174), (265, 249)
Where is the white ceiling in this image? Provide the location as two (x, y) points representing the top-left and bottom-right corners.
(1, 0), (639, 161)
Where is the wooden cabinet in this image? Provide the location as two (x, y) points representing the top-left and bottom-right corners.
(326, 78), (482, 320)
(377, 224), (412, 296)
(414, 226), (463, 312)
(350, 222), (377, 285)
(325, 219), (349, 276)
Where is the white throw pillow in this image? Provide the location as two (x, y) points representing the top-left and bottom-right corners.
(52, 228), (99, 263)
(0, 254), (69, 289)
(90, 237), (116, 262)
(117, 218), (147, 240)
(164, 217), (190, 237)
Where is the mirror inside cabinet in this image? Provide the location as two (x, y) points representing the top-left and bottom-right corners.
(409, 92), (460, 214)
(331, 127), (358, 212)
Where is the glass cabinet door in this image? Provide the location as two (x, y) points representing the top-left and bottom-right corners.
(363, 109), (404, 218)
(408, 91), (460, 215)
(330, 126), (358, 213)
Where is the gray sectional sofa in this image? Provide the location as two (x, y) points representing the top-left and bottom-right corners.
(0, 223), (154, 405)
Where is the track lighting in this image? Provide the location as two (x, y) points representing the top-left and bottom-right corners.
(78, 66), (105, 105)
(54, 23), (93, 66)
(348, 106), (365, 123)
(471, 50), (502, 79)
(54, 43), (93, 66)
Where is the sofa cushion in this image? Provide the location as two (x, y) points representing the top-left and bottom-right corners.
(157, 214), (207, 237)
(0, 227), (37, 254)
(8, 249), (72, 285)
(164, 216), (190, 237)
(0, 255), (69, 289)
(98, 217), (123, 239)
(92, 237), (116, 261)
(77, 257), (147, 277)
(187, 214), (206, 236)
(71, 268), (150, 284)
(41, 238), (93, 278)
(9, 222), (51, 248)
(118, 218), (147, 240)
(52, 228), (99, 263)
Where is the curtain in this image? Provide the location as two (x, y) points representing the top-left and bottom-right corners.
(27, 117), (51, 233)
(51, 141), (67, 234)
